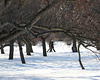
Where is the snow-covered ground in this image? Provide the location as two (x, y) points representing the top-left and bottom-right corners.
(0, 41), (100, 80)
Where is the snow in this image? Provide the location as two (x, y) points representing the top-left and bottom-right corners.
(0, 41), (100, 80)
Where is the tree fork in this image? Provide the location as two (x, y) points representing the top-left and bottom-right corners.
(0, 1), (61, 45)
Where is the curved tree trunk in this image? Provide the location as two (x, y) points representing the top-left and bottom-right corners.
(78, 43), (85, 69)
(17, 38), (26, 64)
(9, 40), (14, 60)
(1, 44), (5, 54)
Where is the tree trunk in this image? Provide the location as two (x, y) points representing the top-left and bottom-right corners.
(9, 40), (14, 60)
(1, 44), (5, 54)
(23, 37), (33, 55)
(30, 43), (33, 53)
(17, 38), (26, 64)
(27, 41), (33, 55)
(78, 43), (85, 69)
(26, 43), (31, 55)
(41, 37), (47, 56)
(72, 39), (77, 52)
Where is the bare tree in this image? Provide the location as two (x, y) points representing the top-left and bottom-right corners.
(0, 0), (100, 69)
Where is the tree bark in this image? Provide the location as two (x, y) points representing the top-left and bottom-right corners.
(1, 44), (5, 54)
(72, 39), (77, 52)
(17, 38), (26, 64)
(78, 43), (85, 69)
(26, 42), (31, 55)
(9, 40), (14, 60)
(23, 37), (33, 55)
(0, 1), (61, 45)
(41, 36), (47, 56)
(30, 43), (33, 53)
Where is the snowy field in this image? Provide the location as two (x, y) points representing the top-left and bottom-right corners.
(0, 41), (100, 80)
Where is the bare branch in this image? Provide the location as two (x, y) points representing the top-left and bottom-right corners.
(0, 1), (61, 45)
(82, 43), (100, 61)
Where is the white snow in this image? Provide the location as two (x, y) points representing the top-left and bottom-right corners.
(0, 41), (100, 80)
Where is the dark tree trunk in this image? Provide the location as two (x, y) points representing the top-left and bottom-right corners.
(1, 44), (5, 54)
(72, 39), (77, 52)
(9, 40), (14, 60)
(17, 38), (26, 64)
(41, 37), (47, 56)
(78, 43), (85, 69)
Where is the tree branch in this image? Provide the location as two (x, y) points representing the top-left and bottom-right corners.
(0, 1), (61, 45)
